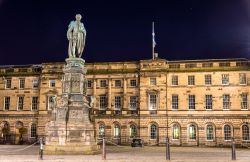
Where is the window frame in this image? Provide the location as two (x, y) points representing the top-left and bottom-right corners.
(30, 123), (37, 138)
(99, 95), (107, 110)
(149, 93), (157, 110)
(239, 73), (247, 85)
(49, 80), (56, 88)
(171, 75), (178, 86)
(19, 78), (25, 89)
(188, 75), (195, 86)
(100, 80), (107, 88)
(130, 79), (137, 87)
(129, 96), (137, 110)
(188, 95), (195, 110)
(150, 124), (157, 139)
(206, 125), (214, 141)
(205, 95), (213, 110)
(150, 78), (156, 86)
(172, 124), (180, 140)
(188, 124), (197, 140)
(223, 94), (230, 110)
(242, 125), (250, 141)
(17, 96), (24, 111)
(4, 96), (10, 111)
(204, 74), (212, 85)
(224, 125), (232, 141)
(222, 74), (229, 85)
(172, 94), (179, 110)
(5, 78), (12, 89)
(31, 96), (38, 111)
(241, 93), (248, 110)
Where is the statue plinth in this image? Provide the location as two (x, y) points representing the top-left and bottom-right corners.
(44, 58), (100, 155)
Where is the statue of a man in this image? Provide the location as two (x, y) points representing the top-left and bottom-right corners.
(67, 14), (86, 58)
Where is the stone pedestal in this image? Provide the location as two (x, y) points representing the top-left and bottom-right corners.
(44, 58), (100, 155)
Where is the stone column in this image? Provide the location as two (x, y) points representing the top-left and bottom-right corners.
(93, 78), (97, 107)
(123, 78), (127, 109)
(108, 78), (112, 109)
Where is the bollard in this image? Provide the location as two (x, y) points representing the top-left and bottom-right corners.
(231, 137), (236, 160)
(102, 137), (106, 160)
(166, 137), (170, 161)
(39, 137), (43, 160)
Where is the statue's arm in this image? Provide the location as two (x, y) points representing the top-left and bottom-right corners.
(67, 21), (74, 40)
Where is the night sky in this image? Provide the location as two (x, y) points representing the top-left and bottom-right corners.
(0, 0), (250, 65)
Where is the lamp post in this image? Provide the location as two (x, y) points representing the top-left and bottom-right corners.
(166, 106), (170, 160)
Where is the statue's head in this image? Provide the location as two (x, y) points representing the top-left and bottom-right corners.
(75, 14), (82, 21)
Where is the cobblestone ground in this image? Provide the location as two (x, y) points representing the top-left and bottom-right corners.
(0, 145), (249, 162)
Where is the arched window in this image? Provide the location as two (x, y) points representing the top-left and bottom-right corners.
(224, 125), (232, 140)
(30, 124), (37, 138)
(150, 124), (157, 139)
(189, 125), (196, 140)
(206, 125), (214, 140)
(114, 124), (120, 137)
(99, 124), (105, 137)
(130, 124), (137, 137)
(172, 124), (180, 139)
(242, 125), (249, 141)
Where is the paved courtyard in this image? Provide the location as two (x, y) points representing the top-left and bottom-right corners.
(0, 145), (249, 162)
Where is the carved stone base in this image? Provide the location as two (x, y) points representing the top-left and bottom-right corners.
(44, 144), (100, 155)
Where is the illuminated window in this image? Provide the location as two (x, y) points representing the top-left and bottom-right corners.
(99, 124), (105, 137)
(114, 124), (120, 137)
(172, 124), (180, 139)
(189, 125), (196, 140)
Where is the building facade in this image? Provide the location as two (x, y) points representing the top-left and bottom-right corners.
(0, 58), (249, 146)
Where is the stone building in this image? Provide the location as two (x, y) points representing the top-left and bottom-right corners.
(0, 58), (249, 147)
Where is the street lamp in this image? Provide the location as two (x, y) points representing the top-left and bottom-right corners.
(166, 106), (170, 160)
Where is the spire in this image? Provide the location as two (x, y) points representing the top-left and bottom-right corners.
(152, 22), (156, 60)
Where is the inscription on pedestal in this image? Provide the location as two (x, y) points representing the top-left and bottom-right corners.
(69, 110), (84, 119)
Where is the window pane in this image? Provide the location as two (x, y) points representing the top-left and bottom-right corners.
(223, 94), (230, 110)
(149, 94), (157, 110)
(189, 125), (196, 140)
(205, 95), (213, 110)
(206, 125), (214, 140)
(224, 125), (231, 140)
(172, 95), (178, 110)
(242, 125), (249, 141)
(188, 95), (195, 110)
(150, 125), (157, 139)
(173, 124), (180, 139)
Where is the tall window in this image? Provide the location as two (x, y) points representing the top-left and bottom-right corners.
(4, 97), (10, 110)
(223, 94), (230, 110)
(172, 75), (178, 86)
(130, 124), (137, 137)
(239, 73), (247, 85)
(31, 97), (38, 110)
(224, 125), (232, 140)
(150, 124), (157, 139)
(114, 80), (121, 87)
(222, 74), (229, 85)
(114, 96), (121, 110)
(5, 79), (11, 89)
(242, 125), (250, 141)
(129, 96), (137, 110)
(17, 96), (24, 111)
(87, 80), (92, 88)
(99, 124), (105, 137)
(149, 94), (157, 110)
(205, 95), (213, 110)
(172, 95), (178, 110)
(130, 79), (137, 87)
(206, 125), (214, 140)
(19, 79), (25, 89)
(188, 76), (195, 85)
(114, 124), (120, 137)
(241, 93), (248, 110)
(172, 124), (180, 139)
(49, 80), (55, 87)
(30, 124), (37, 138)
(189, 125), (196, 140)
(47, 96), (55, 110)
(32, 79), (39, 88)
(99, 95), (107, 110)
(100, 80), (107, 87)
(205, 74), (212, 85)
(188, 95), (195, 110)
